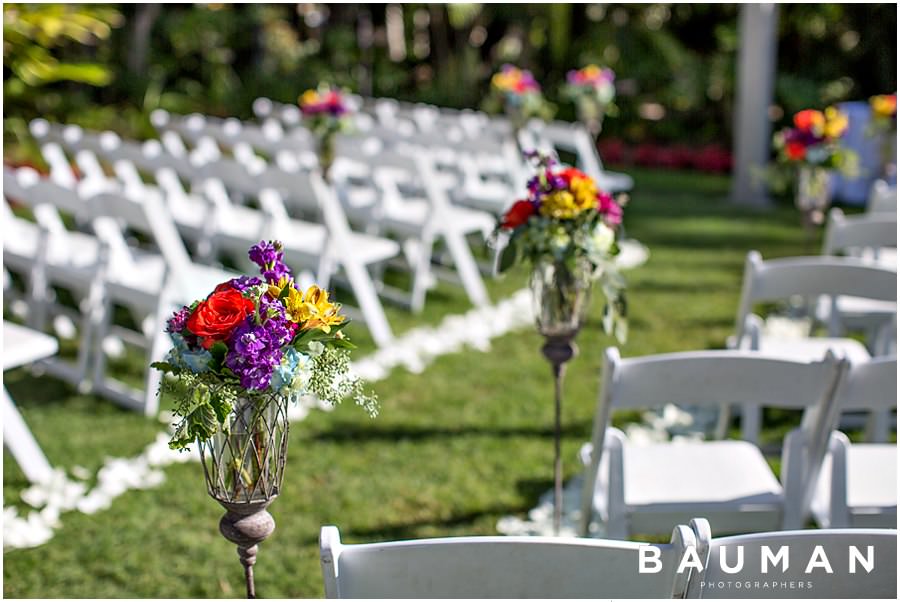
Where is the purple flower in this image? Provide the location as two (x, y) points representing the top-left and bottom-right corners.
(166, 306), (191, 334)
(228, 276), (264, 292)
(224, 297), (294, 390)
(248, 240), (292, 283)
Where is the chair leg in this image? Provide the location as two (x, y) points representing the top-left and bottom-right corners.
(409, 233), (435, 314)
(441, 227), (490, 308)
(741, 403), (762, 444)
(340, 257), (394, 348)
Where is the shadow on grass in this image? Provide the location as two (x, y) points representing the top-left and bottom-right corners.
(316, 503), (537, 545)
(305, 421), (593, 443)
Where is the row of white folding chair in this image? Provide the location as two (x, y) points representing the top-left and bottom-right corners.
(4, 165), (243, 415)
(578, 348), (847, 540)
(320, 520), (897, 599)
(727, 250), (896, 442)
(30, 120), (398, 347)
(252, 97), (524, 215)
(208, 102), (521, 215)
(152, 111), (495, 313)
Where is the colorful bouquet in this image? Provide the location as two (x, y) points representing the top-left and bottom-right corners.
(299, 85), (353, 175)
(482, 64), (555, 129)
(495, 151), (628, 341)
(153, 240), (377, 451)
(772, 107), (854, 170)
(562, 64), (618, 134)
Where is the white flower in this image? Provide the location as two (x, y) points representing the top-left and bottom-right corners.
(589, 223), (615, 254)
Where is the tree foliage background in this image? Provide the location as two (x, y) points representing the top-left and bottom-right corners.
(3, 3), (897, 162)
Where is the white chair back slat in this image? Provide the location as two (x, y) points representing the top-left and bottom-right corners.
(823, 208), (897, 256)
(734, 251), (897, 339)
(320, 524), (699, 599)
(685, 520), (897, 598)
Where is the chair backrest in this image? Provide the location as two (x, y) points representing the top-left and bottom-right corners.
(832, 355), (897, 413)
(580, 348), (848, 537)
(822, 208), (897, 256)
(320, 524), (698, 598)
(685, 519), (897, 598)
(734, 250), (897, 340)
(867, 180), (897, 215)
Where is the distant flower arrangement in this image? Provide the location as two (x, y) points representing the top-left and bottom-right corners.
(563, 64), (618, 133)
(772, 107), (855, 171)
(495, 151), (627, 340)
(299, 85), (352, 136)
(153, 240), (377, 450)
(869, 93), (896, 135)
(483, 64), (555, 127)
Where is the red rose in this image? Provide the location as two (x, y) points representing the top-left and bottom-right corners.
(785, 141), (807, 161)
(187, 289), (255, 349)
(214, 281), (234, 293)
(502, 200), (536, 229)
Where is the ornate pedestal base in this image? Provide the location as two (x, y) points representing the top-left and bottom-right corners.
(541, 335), (578, 536)
(217, 498), (277, 598)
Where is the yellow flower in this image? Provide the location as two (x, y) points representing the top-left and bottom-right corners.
(871, 94), (897, 118)
(299, 89), (321, 107)
(823, 106), (849, 139)
(492, 70), (518, 92)
(540, 190), (582, 219)
(569, 174), (598, 212)
(267, 276), (293, 300)
(283, 286), (306, 323)
(297, 285), (345, 333)
(582, 64), (601, 79)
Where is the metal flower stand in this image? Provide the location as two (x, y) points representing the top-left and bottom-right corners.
(531, 258), (592, 535)
(199, 394), (289, 598)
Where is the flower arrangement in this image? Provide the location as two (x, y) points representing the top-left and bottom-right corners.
(495, 151), (628, 341)
(153, 240), (377, 451)
(869, 93), (897, 134)
(482, 64), (555, 129)
(562, 64), (618, 135)
(772, 107), (853, 169)
(299, 85), (353, 175)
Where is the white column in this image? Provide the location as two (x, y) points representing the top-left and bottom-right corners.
(731, 4), (780, 206)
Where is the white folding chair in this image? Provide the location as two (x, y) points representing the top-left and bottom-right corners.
(320, 523), (698, 598)
(578, 348), (847, 539)
(3, 322), (59, 484)
(819, 207), (897, 341)
(684, 518), (897, 598)
(728, 250), (896, 442)
(2, 167), (109, 388)
(812, 356), (897, 527)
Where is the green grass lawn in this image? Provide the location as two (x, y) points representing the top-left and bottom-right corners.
(4, 167), (831, 597)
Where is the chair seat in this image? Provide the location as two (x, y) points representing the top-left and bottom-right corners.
(4, 219), (103, 288)
(845, 444), (897, 509)
(622, 441), (783, 508)
(812, 443), (897, 528)
(740, 334), (872, 363)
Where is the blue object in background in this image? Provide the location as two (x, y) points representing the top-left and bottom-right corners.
(831, 101), (887, 206)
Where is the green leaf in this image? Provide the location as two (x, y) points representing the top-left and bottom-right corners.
(497, 238), (519, 273)
(208, 391), (233, 425)
(150, 361), (177, 374)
